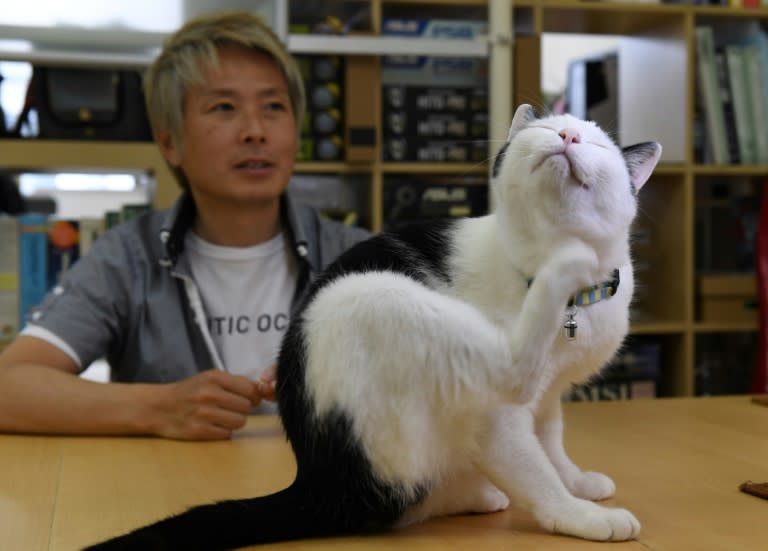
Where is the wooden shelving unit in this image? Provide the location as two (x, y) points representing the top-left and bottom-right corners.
(0, 139), (177, 208)
(511, 1), (765, 397)
(2, 1), (763, 396)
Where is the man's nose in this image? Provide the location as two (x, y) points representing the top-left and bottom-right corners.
(241, 110), (266, 143)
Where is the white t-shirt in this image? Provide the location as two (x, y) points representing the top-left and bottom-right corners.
(185, 231), (297, 390)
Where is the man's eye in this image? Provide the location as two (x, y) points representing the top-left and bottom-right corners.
(266, 101), (286, 112)
(212, 102), (234, 112)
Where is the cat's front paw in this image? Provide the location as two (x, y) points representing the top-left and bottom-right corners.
(542, 240), (599, 297)
(567, 471), (616, 501)
(535, 499), (640, 541)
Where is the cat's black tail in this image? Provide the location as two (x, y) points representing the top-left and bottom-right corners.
(83, 481), (357, 551)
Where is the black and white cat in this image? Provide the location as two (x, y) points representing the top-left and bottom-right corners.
(89, 104), (662, 550)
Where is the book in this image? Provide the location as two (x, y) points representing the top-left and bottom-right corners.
(695, 26), (731, 164)
(120, 203), (151, 223)
(0, 216), (20, 342)
(78, 217), (106, 256)
(563, 380), (656, 402)
(104, 210), (121, 229)
(724, 44), (756, 164)
(563, 340), (661, 402)
(47, 219), (80, 288)
(742, 43), (768, 164)
(713, 47), (741, 163)
(18, 213), (49, 329)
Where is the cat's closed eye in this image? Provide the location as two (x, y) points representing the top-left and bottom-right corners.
(586, 141), (611, 150)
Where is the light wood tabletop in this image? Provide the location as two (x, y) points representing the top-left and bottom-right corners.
(1, 396), (767, 550)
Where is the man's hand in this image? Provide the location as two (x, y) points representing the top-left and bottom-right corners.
(255, 364), (277, 403)
(151, 370), (262, 441)
(0, 337), (281, 441)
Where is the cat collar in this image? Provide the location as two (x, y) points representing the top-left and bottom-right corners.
(528, 269), (620, 341)
(526, 268), (620, 307)
(567, 269), (620, 307)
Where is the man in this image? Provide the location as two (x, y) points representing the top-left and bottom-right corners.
(0, 11), (369, 440)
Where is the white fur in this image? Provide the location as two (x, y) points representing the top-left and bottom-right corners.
(302, 105), (660, 542)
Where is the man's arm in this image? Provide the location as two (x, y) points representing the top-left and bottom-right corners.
(0, 336), (272, 440)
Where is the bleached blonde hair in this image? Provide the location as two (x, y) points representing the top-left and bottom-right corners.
(143, 10), (306, 189)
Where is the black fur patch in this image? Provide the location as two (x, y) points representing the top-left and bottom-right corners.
(89, 220), (457, 550)
(304, 218), (458, 306)
(492, 141), (510, 179)
(277, 219), (458, 529)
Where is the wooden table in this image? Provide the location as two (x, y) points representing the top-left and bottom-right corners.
(2, 396), (767, 550)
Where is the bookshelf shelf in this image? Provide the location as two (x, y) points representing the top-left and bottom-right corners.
(379, 163), (487, 174)
(655, 164), (687, 175)
(630, 323), (687, 336)
(540, 4), (687, 36)
(694, 322), (759, 333)
(287, 34), (488, 57)
(385, 0), (487, 5)
(0, 139), (178, 208)
(694, 6), (768, 19)
(294, 162), (371, 174)
(693, 164), (768, 176)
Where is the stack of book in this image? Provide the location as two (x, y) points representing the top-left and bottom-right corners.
(380, 17), (489, 163)
(695, 25), (768, 165)
(563, 340), (662, 402)
(0, 202), (149, 341)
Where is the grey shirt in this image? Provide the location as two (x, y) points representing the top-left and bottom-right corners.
(25, 191), (370, 382)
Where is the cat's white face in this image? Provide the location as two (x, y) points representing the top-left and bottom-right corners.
(493, 105), (658, 246)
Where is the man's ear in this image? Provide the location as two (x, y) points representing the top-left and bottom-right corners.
(155, 129), (181, 167)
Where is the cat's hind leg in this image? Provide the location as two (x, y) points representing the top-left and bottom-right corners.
(303, 271), (516, 417)
(397, 469), (510, 528)
(479, 405), (639, 541)
(536, 393), (616, 501)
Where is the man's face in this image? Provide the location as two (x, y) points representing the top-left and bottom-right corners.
(159, 45), (297, 207)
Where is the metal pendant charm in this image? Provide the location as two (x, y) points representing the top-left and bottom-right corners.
(564, 307), (578, 340)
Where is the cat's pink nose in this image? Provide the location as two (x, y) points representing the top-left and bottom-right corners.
(559, 128), (581, 146)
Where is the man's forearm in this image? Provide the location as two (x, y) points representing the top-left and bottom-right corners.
(0, 364), (158, 436)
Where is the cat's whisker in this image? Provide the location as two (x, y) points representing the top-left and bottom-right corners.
(635, 204), (659, 226)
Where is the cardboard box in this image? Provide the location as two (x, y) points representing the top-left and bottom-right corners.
(383, 176), (488, 229)
(697, 274), (758, 323)
(383, 85), (487, 113)
(380, 18), (488, 87)
(383, 110), (487, 139)
(383, 137), (487, 163)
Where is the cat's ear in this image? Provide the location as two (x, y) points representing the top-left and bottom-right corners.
(507, 104), (538, 141)
(493, 105), (538, 178)
(622, 142), (662, 194)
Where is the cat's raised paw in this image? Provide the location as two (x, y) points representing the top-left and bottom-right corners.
(567, 471), (616, 501)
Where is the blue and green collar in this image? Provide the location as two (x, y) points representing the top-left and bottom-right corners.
(527, 268), (620, 307)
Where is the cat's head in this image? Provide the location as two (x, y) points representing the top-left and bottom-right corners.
(492, 104), (661, 246)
